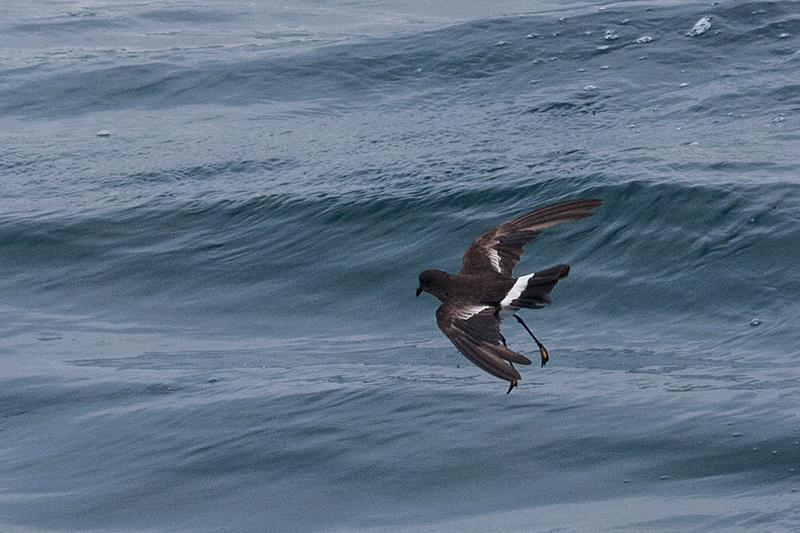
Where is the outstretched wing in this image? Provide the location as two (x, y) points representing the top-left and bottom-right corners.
(435, 303), (532, 384)
(459, 198), (603, 276)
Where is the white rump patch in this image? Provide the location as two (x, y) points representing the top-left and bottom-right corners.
(499, 273), (534, 318)
(456, 305), (491, 321)
(487, 248), (502, 273)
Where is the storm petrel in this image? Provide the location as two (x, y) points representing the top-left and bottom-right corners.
(416, 198), (602, 393)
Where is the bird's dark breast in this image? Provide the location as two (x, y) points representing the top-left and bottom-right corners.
(448, 274), (513, 304)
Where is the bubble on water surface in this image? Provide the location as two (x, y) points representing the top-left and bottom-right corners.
(687, 17), (711, 37)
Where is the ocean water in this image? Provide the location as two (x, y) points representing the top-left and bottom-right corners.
(2, 0), (800, 531)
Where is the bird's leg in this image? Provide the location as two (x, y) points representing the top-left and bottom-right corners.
(499, 331), (508, 347)
(514, 315), (550, 367)
(506, 380), (517, 394)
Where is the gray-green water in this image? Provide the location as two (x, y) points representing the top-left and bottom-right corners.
(2, 1), (800, 531)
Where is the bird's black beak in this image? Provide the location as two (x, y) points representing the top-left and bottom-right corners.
(416, 286), (422, 297)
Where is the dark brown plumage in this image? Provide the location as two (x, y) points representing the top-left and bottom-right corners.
(417, 198), (602, 392)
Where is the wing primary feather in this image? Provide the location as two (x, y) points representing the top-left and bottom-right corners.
(460, 198), (602, 276)
(436, 304), (533, 383)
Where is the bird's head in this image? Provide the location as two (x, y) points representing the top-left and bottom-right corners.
(416, 269), (449, 300)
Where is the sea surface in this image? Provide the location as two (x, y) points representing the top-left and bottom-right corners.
(2, 0), (800, 531)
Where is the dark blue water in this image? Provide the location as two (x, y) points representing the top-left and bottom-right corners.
(2, 1), (800, 531)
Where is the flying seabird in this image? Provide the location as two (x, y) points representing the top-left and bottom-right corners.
(416, 198), (602, 393)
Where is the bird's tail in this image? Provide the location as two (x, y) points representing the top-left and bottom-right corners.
(509, 265), (570, 309)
